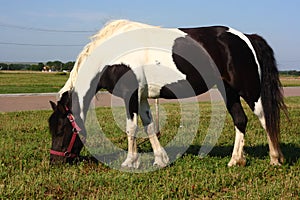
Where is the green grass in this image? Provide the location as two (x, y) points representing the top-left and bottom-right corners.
(0, 97), (299, 199)
(0, 71), (299, 95)
(0, 71), (69, 94)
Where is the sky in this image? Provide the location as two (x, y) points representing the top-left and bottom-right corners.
(0, 0), (299, 70)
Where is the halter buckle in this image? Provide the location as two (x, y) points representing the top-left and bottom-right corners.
(64, 151), (71, 158)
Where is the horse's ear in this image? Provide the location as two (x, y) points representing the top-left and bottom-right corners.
(59, 91), (72, 107)
(57, 91), (72, 114)
(50, 101), (57, 111)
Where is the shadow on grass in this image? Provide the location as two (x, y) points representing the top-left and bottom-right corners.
(185, 143), (300, 165)
(74, 143), (299, 166)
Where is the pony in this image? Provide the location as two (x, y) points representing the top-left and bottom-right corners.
(49, 19), (287, 167)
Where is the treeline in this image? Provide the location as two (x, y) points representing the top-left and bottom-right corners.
(0, 61), (75, 71)
(279, 70), (300, 76)
(1, 61), (299, 75)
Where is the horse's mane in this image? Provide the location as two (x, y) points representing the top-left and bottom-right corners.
(58, 19), (159, 97)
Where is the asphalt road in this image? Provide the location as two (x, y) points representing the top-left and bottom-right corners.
(0, 87), (299, 112)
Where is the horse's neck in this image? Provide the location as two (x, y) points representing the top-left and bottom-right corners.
(59, 20), (158, 98)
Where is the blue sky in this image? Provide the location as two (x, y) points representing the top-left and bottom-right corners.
(0, 0), (299, 70)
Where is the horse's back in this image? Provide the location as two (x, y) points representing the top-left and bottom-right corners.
(180, 26), (261, 100)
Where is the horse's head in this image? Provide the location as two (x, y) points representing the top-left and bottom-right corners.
(48, 91), (83, 164)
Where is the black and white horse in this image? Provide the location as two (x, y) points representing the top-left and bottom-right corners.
(49, 20), (286, 167)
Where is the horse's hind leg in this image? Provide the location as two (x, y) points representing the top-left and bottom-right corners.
(139, 99), (169, 167)
(222, 85), (248, 166)
(253, 98), (284, 165)
(121, 92), (140, 168)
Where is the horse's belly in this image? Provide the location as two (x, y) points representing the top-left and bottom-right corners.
(145, 67), (186, 98)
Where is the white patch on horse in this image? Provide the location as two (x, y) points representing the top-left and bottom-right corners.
(253, 97), (283, 165)
(72, 21), (179, 121)
(227, 28), (261, 81)
(110, 29), (188, 98)
(59, 19), (160, 98)
(122, 113), (140, 168)
(144, 122), (169, 167)
(228, 126), (246, 167)
(254, 97), (266, 129)
(139, 99), (169, 167)
(73, 25), (188, 115)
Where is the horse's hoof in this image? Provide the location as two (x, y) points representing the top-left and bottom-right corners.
(153, 148), (169, 168)
(228, 157), (246, 167)
(121, 154), (140, 169)
(121, 160), (140, 169)
(270, 160), (282, 166)
(270, 155), (284, 166)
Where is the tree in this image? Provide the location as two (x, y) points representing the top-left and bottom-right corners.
(63, 61), (75, 71)
(38, 62), (45, 69)
(46, 60), (63, 71)
(0, 63), (9, 70)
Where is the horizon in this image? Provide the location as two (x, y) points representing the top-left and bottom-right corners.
(1, 1), (299, 70)
(1, 61), (299, 72)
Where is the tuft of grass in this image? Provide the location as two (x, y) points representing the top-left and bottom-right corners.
(0, 97), (299, 199)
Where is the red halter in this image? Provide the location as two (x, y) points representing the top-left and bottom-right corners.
(50, 107), (82, 158)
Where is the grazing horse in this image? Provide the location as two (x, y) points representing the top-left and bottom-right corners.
(49, 20), (287, 167)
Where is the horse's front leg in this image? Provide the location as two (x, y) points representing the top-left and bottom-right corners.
(140, 99), (169, 167)
(121, 113), (140, 168)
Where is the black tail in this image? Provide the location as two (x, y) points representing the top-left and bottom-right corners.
(247, 34), (288, 146)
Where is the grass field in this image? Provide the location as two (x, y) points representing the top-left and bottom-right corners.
(0, 97), (299, 199)
(0, 71), (68, 94)
(0, 71), (299, 94)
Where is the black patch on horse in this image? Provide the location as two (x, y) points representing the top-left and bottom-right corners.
(97, 64), (139, 119)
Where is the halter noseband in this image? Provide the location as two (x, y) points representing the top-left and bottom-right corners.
(50, 107), (82, 158)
